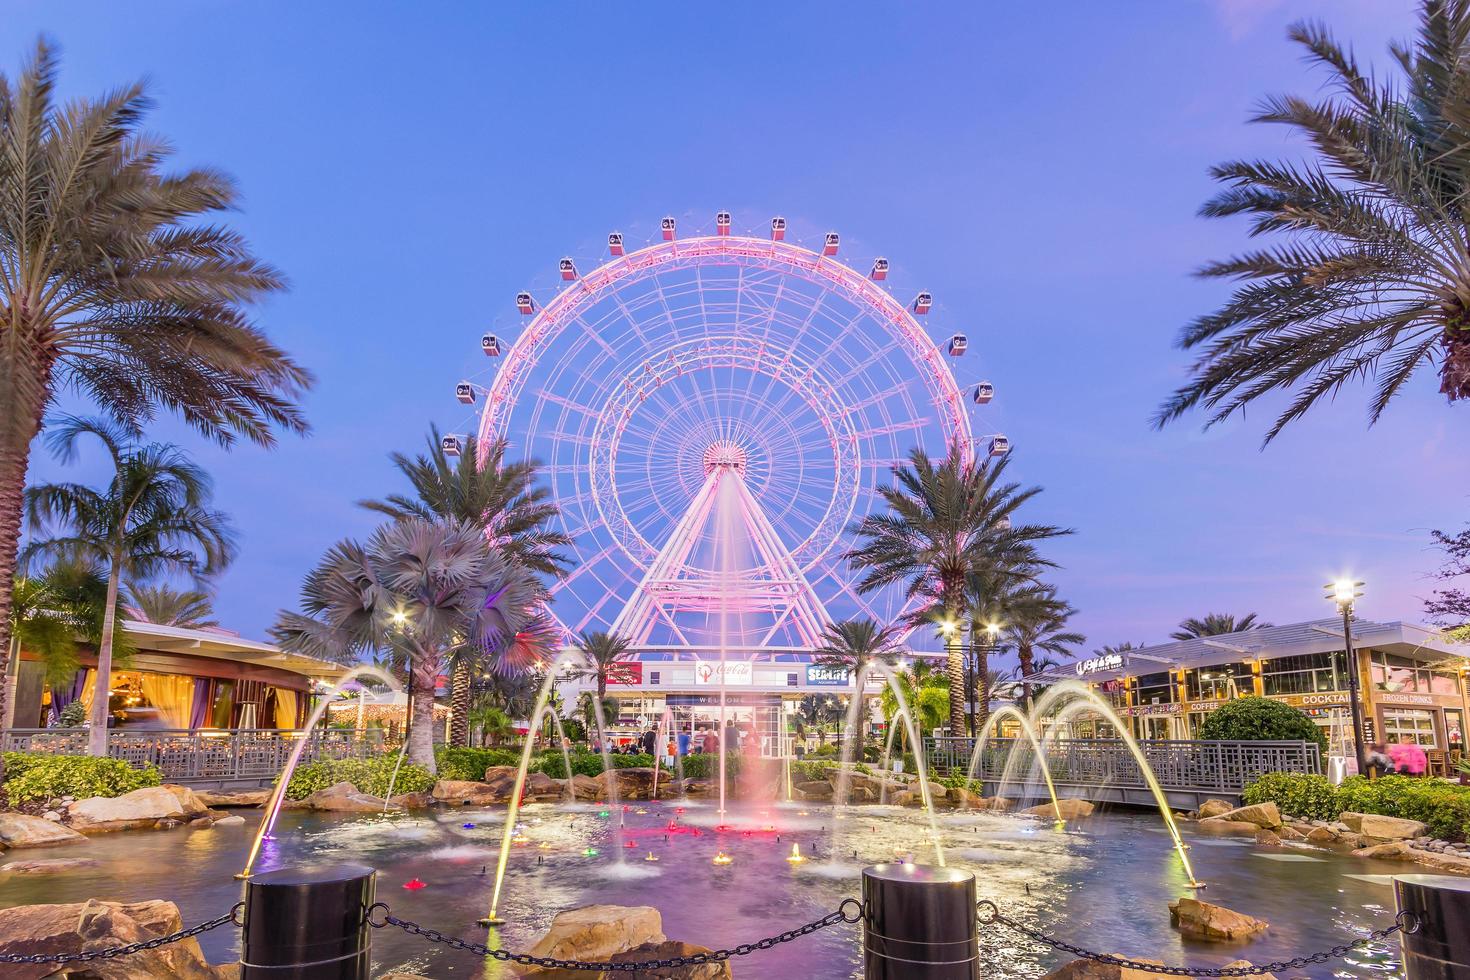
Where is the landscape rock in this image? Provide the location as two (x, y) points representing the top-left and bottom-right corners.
(0, 898), (227, 979)
(66, 786), (188, 833)
(597, 767), (658, 801)
(1353, 840), (1412, 860)
(0, 812), (86, 848)
(981, 796), (1014, 812)
(1040, 955), (1167, 978)
(389, 791), (434, 808)
(302, 781), (396, 813)
(1305, 827), (1338, 844)
(41, 810), (61, 822)
(0, 857), (100, 876)
(212, 814), (247, 827)
(1340, 812), (1428, 841)
(1197, 799), (1235, 819)
(1254, 829), (1282, 846)
(432, 778), (510, 806)
(600, 939), (733, 979)
(1023, 798), (1094, 820)
(524, 904), (665, 968)
(1169, 898), (1269, 942)
(1276, 825), (1306, 842)
(1211, 802), (1281, 829)
(1195, 818), (1263, 837)
(196, 788), (271, 808)
(523, 772), (565, 801)
(162, 784), (211, 817)
(570, 774), (602, 800)
(795, 780), (834, 801)
(1407, 847), (1470, 874)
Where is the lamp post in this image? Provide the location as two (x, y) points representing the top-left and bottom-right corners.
(972, 622), (1002, 735)
(1327, 580), (1367, 775)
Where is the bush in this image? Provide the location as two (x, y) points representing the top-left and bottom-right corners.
(677, 753), (742, 781)
(1242, 772), (1339, 821)
(2, 752), (161, 804)
(790, 760), (837, 783)
(281, 755), (435, 801)
(1196, 697), (1328, 753)
(810, 743), (838, 757)
(435, 747), (525, 781)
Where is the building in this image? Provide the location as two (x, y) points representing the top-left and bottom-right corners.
(6, 619), (346, 732)
(1037, 619), (1469, 754)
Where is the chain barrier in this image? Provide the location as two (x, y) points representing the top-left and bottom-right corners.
(0, 904), (242, 965)
(977, 900), (1418, 977)
(368, 897), (864, 972)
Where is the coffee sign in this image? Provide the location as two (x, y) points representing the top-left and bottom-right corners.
(1076, 653), (1126, 676)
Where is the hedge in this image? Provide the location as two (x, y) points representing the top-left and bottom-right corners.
(281, 755), (435, 801)
(1242, 771), (1470, 842)
(435, 747), (525, 781)
(1197, 696), (1328, 753)
(2, 752), (162, 804)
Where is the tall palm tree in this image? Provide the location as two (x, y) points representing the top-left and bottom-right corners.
(846, 444), (1069, 734)
(1155, 2), (1470, 441)
(1171, 613), (1270, 641)
(25, 417), (233, 754)
(0, 42), (309, 772)
(1008, 589), (1085, 705)
(273, 519), (534, 773)
(573, 630), (635, 702)
(445, 609), (556, 747)
(360, 425), (569, 744)
(126, 583), (219, 628)
(813, 618), (901, 747)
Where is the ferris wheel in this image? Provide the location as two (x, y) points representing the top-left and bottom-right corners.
(458, 213), (995, 649)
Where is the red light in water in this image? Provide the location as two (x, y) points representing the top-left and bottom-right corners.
(403, 879), (427, 890)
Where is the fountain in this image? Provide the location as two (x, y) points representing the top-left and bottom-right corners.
(236, 664), (401, 879)
(963, 705), (1064, 824)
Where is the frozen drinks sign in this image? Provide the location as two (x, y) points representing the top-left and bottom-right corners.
(806, 664), (851, 687)
(1075, 653), (1125, 677)
(694, 659), (753, 686)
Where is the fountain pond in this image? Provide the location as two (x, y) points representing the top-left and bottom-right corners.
(0, 801), (1413, 977)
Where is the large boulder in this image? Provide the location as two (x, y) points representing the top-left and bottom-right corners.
(525, 904), (665, 967)
(795, 780), (834, 801)
(1210, 802), (1281, 829)
(570, 774), (602, 801)
(0, 898), (228, 979)
(1352, 840), (1412, 860)
(1023, 799), (1094, 820)
(0, 812), (86, 848)
(1407, 847), (1470, 874)
(523, 772), (565, 802)
(1169, 898), (1268, 943)
(1340, 812), (1428, 841)
(162, 784), (211, 817)
(66, 786), (187, 833)
(600, 940), (732, 979)
(1195, 818), (1263, 837)
(1197, 799), (1236, 819)
(0, 857), (100, 876)
(597, 767), (658, 801)
(196, 788), (270, 808)
(302, 781), (395, 813)
(432, 778), (511, 806)
(1044, 958), (1274, 980)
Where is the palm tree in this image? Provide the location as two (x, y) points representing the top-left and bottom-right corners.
(273, 519), (534, 773)
(573, 630), (635, 702)
(1155, 2), (1470, 441)
(1008, 589), (1085, 705)
(879, 665), (948, 754)
(446, 611), (556, 747)
(846, 444), (1069, 734)
(126, 583), (218, 628)
(813, 618), (900, 749)
(360, 426), (569, 744)
(0, 42), (309, 772)
(24, 417), (233, 754)
(1171, 613), (1270, 641)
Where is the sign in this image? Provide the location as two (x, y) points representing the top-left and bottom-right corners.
(1187, 700), (1226, 713)
(806, 664), (850, 687)
(1376, 692), (1436, 706)
(606, 662), (642, 685)
(1269, 692), (1348, 708)
(694, 659), (752, 686)
(667, 692), (778, 707)
(1124, 701), (1180, 717)
(1076, 653), (1126, 676)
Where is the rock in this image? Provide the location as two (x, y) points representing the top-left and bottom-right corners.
(526, 904), (665, 967)
(1211, 802), (1281, 829)
(1040, 955), (1167, 978)
(303, 781), (396, 813)
(389, 791), (434, 808)
(195, 788), (271, 808)
(1254, 829), (1282, 846)
(66, 786), (188, 833)
(570, 774), (602, 800)
(600, 939), (732, 979)
(596, 767), (658, 801)
(980, 796), (1014, 812)
(1305, 826), (1338, 844)
(1339, 812), (1428, 841)
(0, 812), (87, 848)
(1353, 840), (1412, 860)
(1197, 799), (1235, 819)
(212, 814), (247, 827)
(1023, 799), (1094, 820)
(1276, 825), (1306, 842)
(0, 858), (100, 876)
(795, 780), (834, 801)
(0, 898), (225, 979)
(162, 784), (211, 817)
(1195, 818), (1263, 836)
(41, 810), (61, 822)
(1407, 847), (1470, 873)
(523, 772), (564, 801)
(154, 817), (184, 829)
(432, 777), (511, 805)
(1169, 898), (1269, 942)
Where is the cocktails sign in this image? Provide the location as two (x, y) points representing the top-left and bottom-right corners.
(694, 659), (753, 685)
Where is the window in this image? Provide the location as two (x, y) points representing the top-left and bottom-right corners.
(1134, 672), (1175, 704)
(1381, 708), (1437, 747)
(1369, 651), (1460, 696)
(1262, 651), (1348, 696)
(786, 673), (799, 687)
(649, 671), (660, 686)
(1186, 663), (1252, 700)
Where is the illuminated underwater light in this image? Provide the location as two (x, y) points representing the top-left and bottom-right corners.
(712, 851), (733, 865)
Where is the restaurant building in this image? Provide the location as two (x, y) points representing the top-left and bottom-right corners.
(1037, 619), (1469, 756)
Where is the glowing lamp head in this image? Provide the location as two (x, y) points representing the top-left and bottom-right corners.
(1327, 579), (1364, 608)
(985, 621), (1002, 639)
(702, 441), (748, 476)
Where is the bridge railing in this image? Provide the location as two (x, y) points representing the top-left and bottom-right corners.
(1, 728), (383, 784)
(926, 737), (1321, 796)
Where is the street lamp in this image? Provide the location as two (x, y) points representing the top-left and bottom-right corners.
(1326, 579), (1367, 775)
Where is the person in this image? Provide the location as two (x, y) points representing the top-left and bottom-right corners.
(1389, 735), (1429, 776)
(1364, 741), (1395, 778)
(724, 719), (738, 751)
(676, 730), (691, 757)
(641, 726), (657, 756)
(702, 727), (720, 755)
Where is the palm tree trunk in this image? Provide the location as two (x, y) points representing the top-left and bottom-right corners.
(945, 629), (966, 736)
(448, 660), (471, 748)
(407, 648), (438, 774)
(0, 373), (46, 782)
(87, 562), (123, 756)
(1018, 641), (1034, 709)
(975, 645), (990, 731)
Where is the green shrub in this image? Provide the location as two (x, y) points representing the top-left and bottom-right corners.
(677, 753), (742, 780)
(811, 743), (838, 757)
(435, 747), (525, 781)
(1242, 772), (1339, 820)
(1196, 696), (1328, 753)
(2, 752), (161, 804)
(790, 760), (836, 783)
(281, 755), (435, 801)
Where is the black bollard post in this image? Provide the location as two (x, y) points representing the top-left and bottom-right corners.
(241, 864), (376, 979)
(1395, 874), (1470, 979)
(862, 864), (978, 979)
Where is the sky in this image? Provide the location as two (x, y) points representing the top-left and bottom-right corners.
(5, 0), (1466, 664)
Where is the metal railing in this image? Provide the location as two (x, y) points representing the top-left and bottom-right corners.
(1, 728), (383, 785)
(927, 737), (1321, 798)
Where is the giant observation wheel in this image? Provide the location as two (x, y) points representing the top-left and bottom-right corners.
(461, 215), (988, 648)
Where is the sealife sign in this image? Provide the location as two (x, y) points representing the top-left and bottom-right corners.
(1076, 653), (1126, 676)
(694, 659), (753, 686)
(806, 664), (851, 687)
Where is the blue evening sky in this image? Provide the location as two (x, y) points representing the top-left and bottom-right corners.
(6, 1), (1465, 661)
